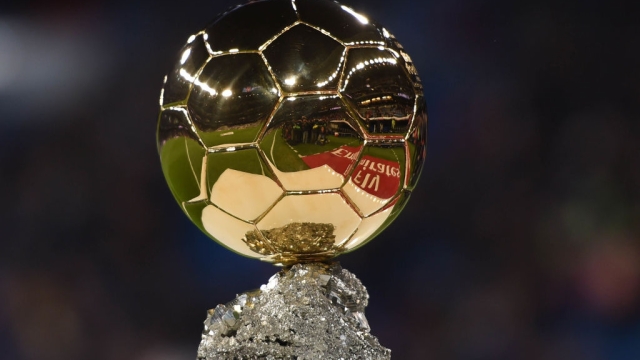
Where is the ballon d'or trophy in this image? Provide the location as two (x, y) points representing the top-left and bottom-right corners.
(157, 1), (426, 358)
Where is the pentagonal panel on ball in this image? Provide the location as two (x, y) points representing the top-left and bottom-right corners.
(206, 149), (283, 222)
(342, 142), (406, 217)
(204, 0), (298, 53)
(258, 95), (364, 191)
(296, 0), (385, 45)
(187, 53), (279, 147)
(263, 24), (346, 92)
(161, 34), (210, 106)
(341, 47), (415, 137)
(256, 193), (361, 254)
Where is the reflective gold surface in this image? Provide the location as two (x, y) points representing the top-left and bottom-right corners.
(341, 47), (415, 137)
(160, 34), (209, 106)
(188, 54), (279, 147)
(157, 0), (427, 265)
(263, 24), (346, 92)
(258, 95), (364, 191)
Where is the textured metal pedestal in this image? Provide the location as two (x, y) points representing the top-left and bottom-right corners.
(197, 262), (391, 359)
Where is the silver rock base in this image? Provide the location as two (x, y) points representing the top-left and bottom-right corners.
(197, 262), (391, 360)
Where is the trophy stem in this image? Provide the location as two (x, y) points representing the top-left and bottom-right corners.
(197, 262), (391, 359)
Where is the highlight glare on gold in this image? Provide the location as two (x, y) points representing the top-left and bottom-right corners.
(340, 5), (369, 24)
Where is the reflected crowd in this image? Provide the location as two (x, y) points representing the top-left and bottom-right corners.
(362, 104), (410, 134)
(282, 117), (332, 145)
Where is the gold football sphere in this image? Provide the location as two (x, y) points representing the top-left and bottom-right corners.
(157, 0), (427, 265)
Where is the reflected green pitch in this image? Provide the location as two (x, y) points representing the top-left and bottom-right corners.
(157, 0), (427, 265)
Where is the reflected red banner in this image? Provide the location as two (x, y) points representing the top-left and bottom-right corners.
(302, 145), (400, 199)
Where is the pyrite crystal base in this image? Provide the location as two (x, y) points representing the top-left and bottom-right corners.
(197, 263), (391, 359)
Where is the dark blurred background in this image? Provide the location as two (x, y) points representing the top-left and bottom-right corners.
(1, 0), (639, 359)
